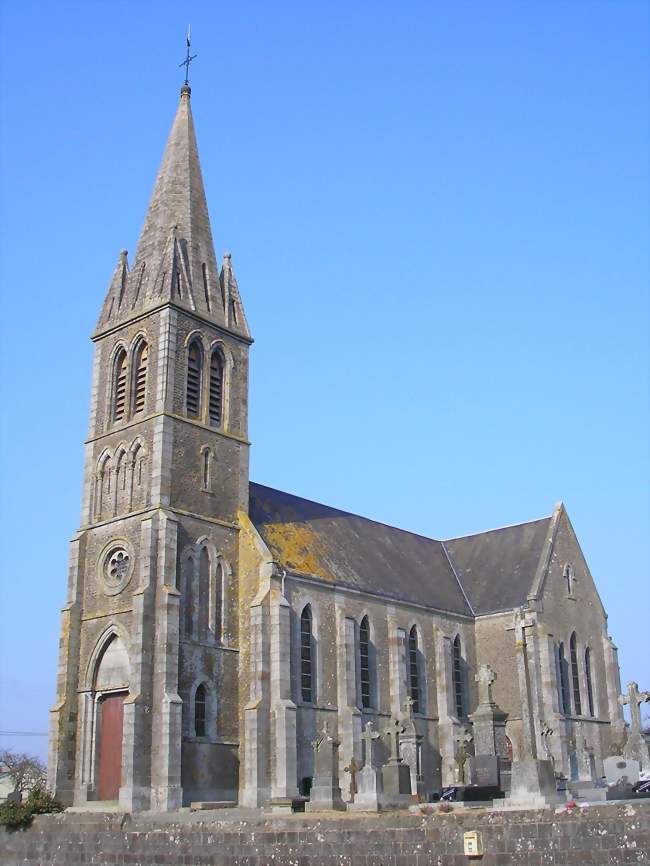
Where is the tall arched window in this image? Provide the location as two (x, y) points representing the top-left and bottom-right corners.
(359, 616), (371, 710)
(558, 642), (570, 715)
(209, 349), (224, 426)
(585, 648), (595, 717)
(408, 626), (421, 714)
(132, 341), (148, 414)
(300, 605), (314, 703)
(112, 348), (128, 422)
(194, 683), (206, 737)
(184, 555), (195, 637)
(570, 633), (582, 715)
(452, 635), (464, 718)
(186, 340), (203, 416)
(198, 547), (210, 640)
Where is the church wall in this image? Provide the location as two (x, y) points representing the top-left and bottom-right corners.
(174, 515), (241, 805)
(283, 576), (475, 798)
(538, 510), (614, 772)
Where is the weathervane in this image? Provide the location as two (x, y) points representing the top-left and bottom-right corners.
(179, 26), (197, 87)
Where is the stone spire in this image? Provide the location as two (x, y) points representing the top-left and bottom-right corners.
(95, 86), (250, 338)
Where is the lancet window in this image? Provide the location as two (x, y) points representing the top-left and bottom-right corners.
(194, 683), (206, 737)
(359, 616), (371, 710)
(300, 605), (314, 704)
(132, 340), (148, 414)
(452, 634), (464, 717)
(570, 632), (582, 715)
(186, 340), (203, 416)
(408, 626), (421, 714)
(585, 647), (595, 717)
(112, 348), (128, 422)
(209, 349), (224, 426)
(558, 642), (570, 714)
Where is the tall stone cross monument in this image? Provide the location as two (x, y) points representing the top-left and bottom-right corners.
(619, 682), (650, 770)
(469, 664), (508, 758)
(477, 664), (496, 705)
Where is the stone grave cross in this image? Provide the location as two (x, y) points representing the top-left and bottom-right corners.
(361, 721), (380, 767)
(385, 719), (406, 763)
(476, 664), (497, 706)
(619, 682), (650, 735)
(344, 756), (359, 799)
(454, 727), (473, 784)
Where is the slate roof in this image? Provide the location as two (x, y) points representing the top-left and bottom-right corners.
(249, 483), (553, 617)
(442, 518), (552, 615)
(249, 483), (473, 615)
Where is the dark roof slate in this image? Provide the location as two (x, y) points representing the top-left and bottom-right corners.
(249, 483), (551, 617)
(443, 518), (552, 614)
(249, 483), (473, 615)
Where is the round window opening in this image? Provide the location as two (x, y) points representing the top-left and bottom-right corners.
(101, 545), (133, 594)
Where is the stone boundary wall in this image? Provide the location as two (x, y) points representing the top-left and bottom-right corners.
(2, 802), (649, 866)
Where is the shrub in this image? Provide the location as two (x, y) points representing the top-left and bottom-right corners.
(0, 799), (33, 831)
(437, 801), (454, 813)
(26, 784), (64, 815)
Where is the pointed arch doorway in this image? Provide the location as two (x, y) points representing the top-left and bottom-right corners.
(92, 632), (130, 801)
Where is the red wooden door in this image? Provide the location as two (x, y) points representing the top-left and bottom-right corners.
(97, 693), (125, 800)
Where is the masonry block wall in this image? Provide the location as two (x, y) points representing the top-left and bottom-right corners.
(3, 803), (649, 866)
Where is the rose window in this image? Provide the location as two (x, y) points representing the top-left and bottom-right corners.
(104, 547), (131, 586)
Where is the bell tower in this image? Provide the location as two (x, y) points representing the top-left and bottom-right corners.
(48, 83), (252, 810)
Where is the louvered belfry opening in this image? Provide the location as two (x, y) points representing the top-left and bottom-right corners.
(186, 341), (203, 416)
(133, 342), (148, 414)
(113, 349), (128, 422)
(209, 350), (224, 426)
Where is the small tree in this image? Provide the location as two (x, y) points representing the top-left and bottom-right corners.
(0, 750), (46, 795)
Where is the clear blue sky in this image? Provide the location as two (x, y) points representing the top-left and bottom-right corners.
(0, 1), (648, 761)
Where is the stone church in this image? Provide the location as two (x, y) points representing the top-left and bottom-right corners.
(48, 84), (627, 812)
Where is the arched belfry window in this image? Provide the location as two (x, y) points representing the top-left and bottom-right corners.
(452, 634), (464, 718)
(300, 605), (314, 703)
(132, 340), (148, 415)
(209, 349), (224, 427)
(194, 683), (206, 737)
(570, 632), (582, 715)
(112, 348), (128, 422)
(558, 642), (570, 715)
(585, 647), (595, 717)
(359, 616), (371, 710)
(408, 626), (421, 714)
(186, 340), (203, 417)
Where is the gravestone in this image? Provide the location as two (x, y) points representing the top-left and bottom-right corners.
(400, 696), (424, 801)
(381, 718), (412, 809)
(603, 756), (640, 787)
(348, 721), (382, 812)
(306, 723), (345, 811)
(467, 755), (499, 788)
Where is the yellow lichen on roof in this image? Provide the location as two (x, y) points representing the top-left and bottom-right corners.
(260, 518), (333, 580)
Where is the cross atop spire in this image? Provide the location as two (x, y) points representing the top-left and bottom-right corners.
(179, 26), (197, 90)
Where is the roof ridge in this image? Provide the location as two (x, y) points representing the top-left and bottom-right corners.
(251, 481), (553, 546)
(442, 514), (553, 542)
